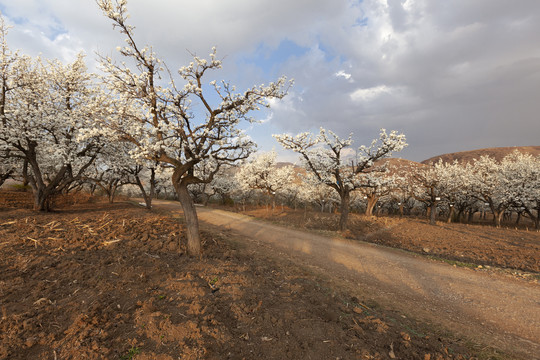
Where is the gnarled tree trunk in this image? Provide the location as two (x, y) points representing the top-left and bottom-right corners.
(175, 182), (201, 257)
(134, 174), (152, 210)
(365, 195), (378, 216)
(33, 187), (53, 211)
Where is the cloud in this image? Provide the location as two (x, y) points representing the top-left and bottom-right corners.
(350, 85), (391, 102)
(335, 70), (353, 81)
(1, 0), (539, 162)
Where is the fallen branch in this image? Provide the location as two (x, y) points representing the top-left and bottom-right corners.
(103, 239), (121, 246)
(97, 220), (113, 230)
(27, 237), (39, 248)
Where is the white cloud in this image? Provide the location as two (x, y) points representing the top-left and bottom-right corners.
(335, 70), (352, 81)
(350, 85), (391, 102)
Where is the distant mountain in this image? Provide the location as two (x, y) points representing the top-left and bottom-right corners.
(421, 146), (540, 165)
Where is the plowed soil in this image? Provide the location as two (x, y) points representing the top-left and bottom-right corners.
(0, 194), (484, 359)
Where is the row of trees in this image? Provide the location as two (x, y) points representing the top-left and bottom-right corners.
(191, 149), (539, 230)
(411, 151), (540, 228)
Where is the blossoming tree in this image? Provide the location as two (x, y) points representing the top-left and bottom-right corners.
(236, 151), (294, 210)
(96, 0), (290, 256)
(274, 128), (407, 231)
(501, 151), (540, 229)
(0, 25), (106, 211)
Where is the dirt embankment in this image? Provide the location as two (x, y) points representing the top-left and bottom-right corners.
(1, 200), (483, 360)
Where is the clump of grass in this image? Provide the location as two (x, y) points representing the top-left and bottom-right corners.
(10, 183), (31, 192)
(121, 347), (140, 360)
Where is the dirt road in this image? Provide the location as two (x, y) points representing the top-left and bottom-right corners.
(157, 201), (540, 359)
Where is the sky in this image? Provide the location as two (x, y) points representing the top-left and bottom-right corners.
(0, 0), (539, 163)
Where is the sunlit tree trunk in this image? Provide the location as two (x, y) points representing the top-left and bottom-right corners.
(365, 195), (378, 216)
(175, 181), (201, 257)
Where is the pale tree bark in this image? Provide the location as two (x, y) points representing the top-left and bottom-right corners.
(175, 181), (201, 257)
(447, 205), (455, 223)
(365, 194), (379, 216)
(488, 202), (505, 228)
(134, 174), (152, 210)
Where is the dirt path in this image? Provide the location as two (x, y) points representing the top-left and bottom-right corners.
(156, 200), (540, 359)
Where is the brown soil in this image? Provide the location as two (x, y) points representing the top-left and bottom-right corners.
(0, 190), (95, 210)
(235, 207), (540, 276)
(193, 205), (540, 360)
(1, 196), (482, 359)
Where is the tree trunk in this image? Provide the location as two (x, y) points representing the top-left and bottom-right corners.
(33, 187), (52, 211)
(365, 195), (378, 216)
(493, 210), (503, 227)
(108, 185), (118, 203)
(467, 210), (475, 223)
(429, 201), (438, 225)
(524, 207), (539, 230)
(175, 182), (201, 257)
(0, 170), (12, 188)
(203, 194), (210, 206)
(22, 160), (29, 187)
(338, 191), (350, 232)
(135, 175), (152, 209)
(456, 209), (464, 223)
(446, 206), (454, 223)
(149, 167), (156, 201)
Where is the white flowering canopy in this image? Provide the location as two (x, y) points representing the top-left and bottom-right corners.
(236, 151), (294, 195)
(91, 0), (292, 190)
(93, 0), (291, 255)
(274, 127), (406, 230)
(274, 128), (407, 194)
(0, 14), (107, 210)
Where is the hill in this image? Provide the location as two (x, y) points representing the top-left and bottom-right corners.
(421, 146), (540, 165)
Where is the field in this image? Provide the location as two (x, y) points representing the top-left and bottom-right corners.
(1, 191), (538, 359)
(235, 206), (540, 276)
